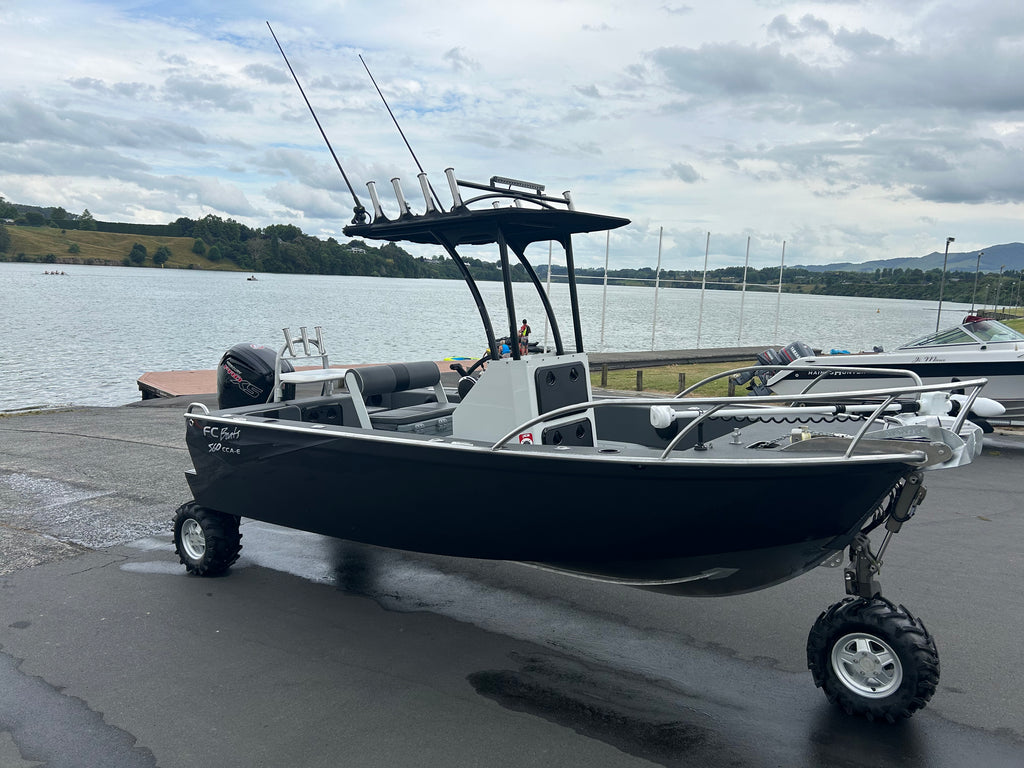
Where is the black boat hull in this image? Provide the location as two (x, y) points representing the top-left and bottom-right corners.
(184, 417), (910, 596)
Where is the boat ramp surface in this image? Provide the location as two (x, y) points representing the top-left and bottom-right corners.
(1, 399), (1023, 767)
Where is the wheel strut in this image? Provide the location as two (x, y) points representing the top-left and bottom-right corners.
(844, 471), (927, 600)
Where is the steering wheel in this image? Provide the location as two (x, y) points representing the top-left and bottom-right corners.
(449, 350), (494, 379)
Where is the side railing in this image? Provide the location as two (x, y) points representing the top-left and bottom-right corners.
(490, 366), (988, 463)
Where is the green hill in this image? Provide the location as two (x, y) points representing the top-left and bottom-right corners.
(3, 226), (235, 270)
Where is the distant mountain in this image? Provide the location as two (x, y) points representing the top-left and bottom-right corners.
(798, 242), (1024, 273)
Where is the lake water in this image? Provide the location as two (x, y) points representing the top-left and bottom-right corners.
(0, 261), (970, 411)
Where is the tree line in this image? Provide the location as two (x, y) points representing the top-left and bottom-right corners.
(1, 198), (1019, 306)
(567, 263), (1021, 305)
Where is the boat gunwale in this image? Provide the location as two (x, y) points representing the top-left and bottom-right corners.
(488, 373), (987, 454)
(184, 406), (935, 468)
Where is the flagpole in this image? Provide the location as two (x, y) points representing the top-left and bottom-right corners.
(599, 230), (610, 350)
(696, 232), (710, 348)
(773, 240), (786, 344)
(651, 226), (663, 350)
(737, 235), (751, 343)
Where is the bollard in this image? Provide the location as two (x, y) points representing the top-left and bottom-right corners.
(678, 372), (686, 393)
(601, 364), (608, 388)
(728, 377), (736, 397)
(636, 370), (644, 391)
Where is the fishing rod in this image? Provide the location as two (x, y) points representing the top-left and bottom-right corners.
(266, 21), (368, 224)
(359, 54), (443, 212)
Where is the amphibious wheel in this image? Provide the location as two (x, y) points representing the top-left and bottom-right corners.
(806, 596), (939, 722)
(172, 501), (242, 576)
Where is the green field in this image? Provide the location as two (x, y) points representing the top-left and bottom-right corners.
(3, 226), (238, 270)
(592, 360), (753, 397)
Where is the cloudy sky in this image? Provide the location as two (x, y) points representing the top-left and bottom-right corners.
(2, 0), (1023, 271)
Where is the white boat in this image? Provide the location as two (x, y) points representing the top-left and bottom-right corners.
(759, 316), (1024, 423)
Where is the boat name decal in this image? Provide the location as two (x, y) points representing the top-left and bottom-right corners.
(207, 441), (242, 455)
(202, 425), (241, 441)
(793, 369), (875, 378)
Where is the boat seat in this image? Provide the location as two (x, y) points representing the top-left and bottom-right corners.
(273, 326), (348, 402)
(345, 362), (456, 429)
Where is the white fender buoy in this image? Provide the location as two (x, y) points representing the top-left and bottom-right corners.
(950, 394), (1005, 418)
(650, 405), (676, 429)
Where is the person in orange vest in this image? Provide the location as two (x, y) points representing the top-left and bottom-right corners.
(518, 318), (531, 355)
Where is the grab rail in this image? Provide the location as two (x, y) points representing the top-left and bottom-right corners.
(676, 364), (924, 398)
(842, 393), (900, 460)
(489, 371), (989, 462)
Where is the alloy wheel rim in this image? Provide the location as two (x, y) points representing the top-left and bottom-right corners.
(830, 632), (903, 698)
(181, 518), (207, 561)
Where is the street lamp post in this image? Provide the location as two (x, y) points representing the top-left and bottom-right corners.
(970, 250), (984, 314)
(936, 236), (955, 331)
(994, 265), (1005, 315)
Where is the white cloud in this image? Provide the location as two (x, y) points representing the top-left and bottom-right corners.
(0, 0), (1021, 269)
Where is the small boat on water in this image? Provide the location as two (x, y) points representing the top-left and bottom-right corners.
(756, 316), (1024, 423)
(171, 33), (990, 722)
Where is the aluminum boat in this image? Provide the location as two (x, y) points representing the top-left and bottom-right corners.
(174, 169), (989, 722)
(171, 31), (991, 720)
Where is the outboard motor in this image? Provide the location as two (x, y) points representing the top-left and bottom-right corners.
(737, 343), (814, 396)
(777, 341), (815, 364)
(756, 347), (785, 369)
(217, 343), (293, 409)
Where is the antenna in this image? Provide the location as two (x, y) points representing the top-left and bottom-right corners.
(359, 54), (443, 211)
(267, 22), (367, 224)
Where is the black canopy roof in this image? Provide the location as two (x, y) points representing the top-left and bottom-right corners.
(343, 206), (630, 250)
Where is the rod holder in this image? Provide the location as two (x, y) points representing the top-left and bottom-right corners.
(366, 181), (385, 220)
(417, 173), (436, 213)
(445, 167), (463, 208)
(562, 190), (575, 211)
(391, 177), (410, 216)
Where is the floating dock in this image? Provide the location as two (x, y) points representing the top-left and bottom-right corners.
(136, 348), (766, 400)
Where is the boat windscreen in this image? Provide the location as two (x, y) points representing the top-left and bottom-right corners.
(901, 319), (1024, 348)
(902, 327), (977, 347)
(963, 320), (1024, 342)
